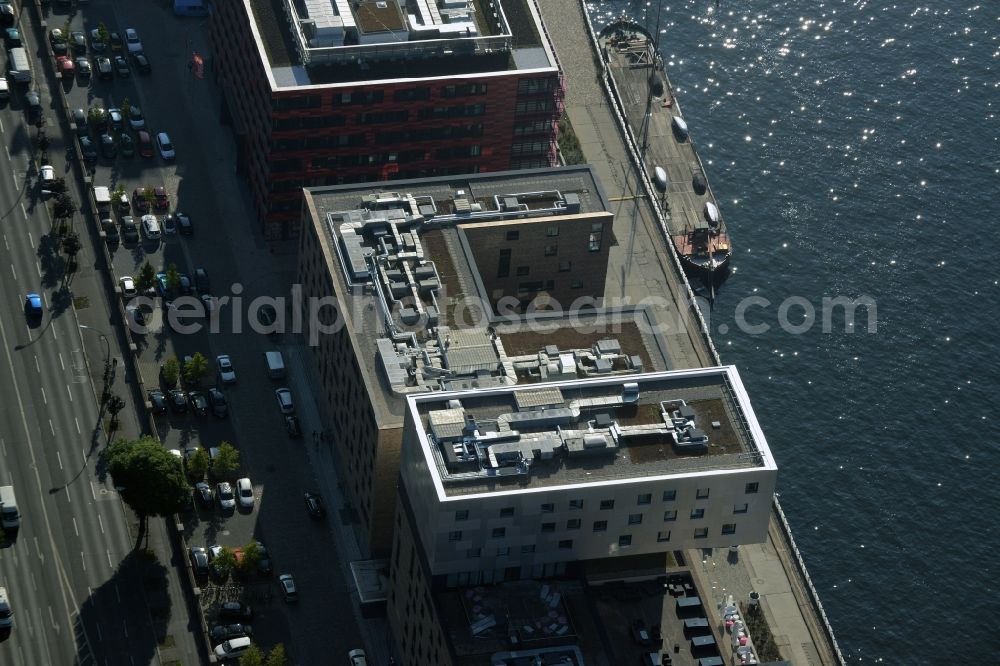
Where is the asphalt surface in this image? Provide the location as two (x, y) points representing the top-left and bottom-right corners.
(0, 28), (158, 666)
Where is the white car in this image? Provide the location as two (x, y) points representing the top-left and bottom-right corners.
(141, 214), (161, 240)
(236, 477), (254, 509)
(119, 276), (137, 299)
(40, 164), (55, 183)
(217, 355), (236, 384)
(275, 388), (294, 414)
(278, 574), (298, 602)
(216, 482), (236, 511)
(156, 132), (175, 160)
(129, 105), (145, 130)
(124, 28), (142, 53)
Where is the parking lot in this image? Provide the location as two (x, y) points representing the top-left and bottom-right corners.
(42, 0), (367, 661)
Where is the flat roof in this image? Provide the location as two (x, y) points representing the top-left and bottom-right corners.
(405, 367), (777, 497)
(303, 167), (671, 426)
(245, 0), (558, 90)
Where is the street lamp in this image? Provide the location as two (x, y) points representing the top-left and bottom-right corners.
(79, 325), (115, 404)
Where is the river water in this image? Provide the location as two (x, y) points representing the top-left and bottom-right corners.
(583, 0), (999, 661)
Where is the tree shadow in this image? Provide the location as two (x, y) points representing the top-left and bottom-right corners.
(37, 232), (66, 289)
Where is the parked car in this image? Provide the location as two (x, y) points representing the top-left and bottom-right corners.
(348, 649), (369, 666)
(55, 55), (74, 76)
(156, 132), (175, 160)
(216, 354), (235, 383)
(208, 387), (228, 418)
(214, 636), (252, 660)
(96, 56), (113, 80)
(218, 601), (253, 622)
(194, 267), (210, 294)
(275, 388), (294, 414)
(72, 107), (87, 134)
(99, 133), (116, 159)
(5, 27), (21, 49)
(125, 304), (146, 327)
(176, 212), (193, 235)
(119, 276), (137, 298)
(70, 30), (86, 53)
(25, 91), (41, 124)
(154, 186), (169, 211)
(49, 28), (68, 54)
(189, 547), (209, 579)
(124, 28), (142, 53)
(216, 482), (235, 511)
(148, 389), (167, 414)
(278, 574), (298, 602)
(285, 415), (302, 438)
(194, 482), (214, 510)
(188, 391), (208, 417)
(78, 135), (98, 162)
(108, 107), (123, 131)
(119, 132), (135, 158)
(210, 623), (253, 645)
(102, 219), (120, 245)
(162, 214), (177, 236)
(236, 478), (254, 510)
(129, 105), (145, 129)
(132, 187), (151, 212)
(137, 130), (153, 158)
(141, 214), (160, 240)
(121, 216), (139, 244)
(114, 55), (129, 78)
(131, 51), (151, 74)
(304, 492), (326, 519)
(75, 57), (91, 78)
(109, 32), (123, 52)
(88, 28), (106, 53)
(168, 388), (188, 413)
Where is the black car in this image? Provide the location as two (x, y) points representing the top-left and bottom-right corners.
(96, 56), (113, 80)
(70, 31), (87, 53)
(285, 415), (302, 438)
(78, 136), (98, 162)
(72, 108), (87, 135)
(178, 274), (193, 296)
(194, 482), (214, 510)
(100, 133), (116, 159)
(218, 601), (253, 622)
(169, 389), (188, 414)
(25, 91), (41, 125)
(148, 389), (167, 414)
(304, 492), (326, 519)
(131, 51), (151, 74)
(102, 220), (119, 244)
(188, 391), (208, 417)
(193, 267), (210, 294)
(89, 28), (106, 53)
(210, 623), (253, 645)
(176, 212), (193, 236)
(49, 29), (68, 55)
(189, 547), (209, 579)
(109, 32), (123, 52)
(121, 216), (139, 244)
(114, 55), (129, 78)
(254, 541), (273, 575)
(208, 388), (228, 418)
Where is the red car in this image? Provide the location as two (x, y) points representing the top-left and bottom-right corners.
(56, 55), (75, 76)
(137, 130), (154, 159)
(132, 187), (151, 213)
(153, 186), (169, 211)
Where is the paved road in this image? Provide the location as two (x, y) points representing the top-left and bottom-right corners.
(0, 58), (157, 666)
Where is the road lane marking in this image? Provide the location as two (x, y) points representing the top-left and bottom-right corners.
(49, 606), (58, 632)
(90, 481), (97, 502)
(27, 231), (33, 246)
(57, 450), (63, 470)
(41, 387), (47, 404)
(49, 419), (55, 435)
(52, 324), (57, 340)
(36, 263), (41, 278)
(81, 551), (86, 571)
(34, 537), (44, 563)
(75, 417), (81, 434)
(0, 118), (4, 132)
(67, 384), (73, 401)
(1, 438), (5, 457)
(9, 264), (15, 280)
(107, 549), (113, 569)
(115, 583), (120, 603)
(98, 514), (104, 534)
(30, 572), (37, 592)
(72, 517), (78, 536)
(59, 352), (65, 370)
(35, 355), (40, 372)
(22, 203), (28, 220)
(95, 619), (102, 641)
(122, 620), (128, 638)
(2, 234), (6, 249)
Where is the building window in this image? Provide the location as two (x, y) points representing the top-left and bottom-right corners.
(540, 503), (554, 513)
(593, 520), (607, 532)
(657, 530), (671, 543)
(567, 518), (581, 530)
(696, 488), (710, 500)
(663, 510), (677, 522)
(722, 523), (737, 535)
(600, 499), (615, 511)
(558, 261), (571, 272)
(637, 493), (652, 505)
(448, 531), (462, 541)
(558, 539), (573, 549)
(500, 507), (515, 517)
(588, 223), (603, 252)
(628, 513), (643, 526)
(543, 244), (558, 257)
(734, 503), (749, 514)
(541, 522), (555, 533)
(497, 249), (511, 278)
(521, 544), (536, 554)
(745, 482), (760, 494)
(662, 490), (677, 502)
(618, 535), (632, 547)
(570, 280), (584, 289)
(506, 230), (520, 241)
(546, 226), (559, 237)
(569, 499), (584, 510)
(455, 510), (469, 521)
(492, 527), (506, 538)
(694, 528), (709, 539)
(497, 546), (510, 556)
(690, 508), (705, 520)
(466, 548), (481, 558)
(516, 266), (530, 276)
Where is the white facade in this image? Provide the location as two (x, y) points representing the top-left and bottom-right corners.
(399, 367), (779, 582)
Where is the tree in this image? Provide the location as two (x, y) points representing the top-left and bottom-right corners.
(104, 436), (190, 550)
(264, 644), (288, 666)
(212, 546), (237, 580)
(120, 98), (131, 124)
(160, 356), (180, 387)
(166, 263), (181, 291)
(211, 442), (240, 479)
(97, 23), (110, 46)
(186, 448), (209, 478)
(62, 232), (82, 260)
(238, 540), (262, 576)
(54, 193), (76, 219)
(239, 645), (264, 666)
(88, 106), (106, 126)
(142, 186), (156, 208)
(183, 352), (209, 385)
(137, 261), (156, 293)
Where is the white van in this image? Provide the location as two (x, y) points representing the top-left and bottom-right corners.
(214, 636), (252, 658)
(265, 351), (286, 379)
(0, 486), (19, 529)
(0, 587), (12, 628)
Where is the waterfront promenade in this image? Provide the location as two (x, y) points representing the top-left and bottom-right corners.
(536, 0), (843, 663)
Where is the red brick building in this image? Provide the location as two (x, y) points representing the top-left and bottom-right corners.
(210, 0), (564, 238)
